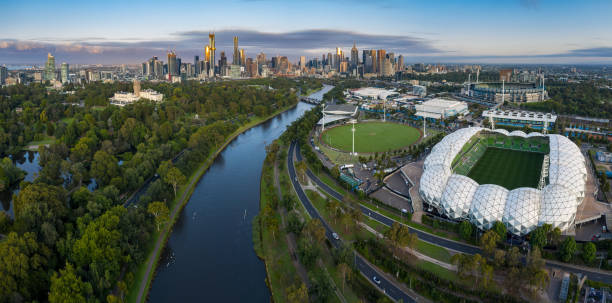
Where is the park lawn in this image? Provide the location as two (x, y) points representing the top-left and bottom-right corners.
(415, 240), (452, 263)
(467, 147), (543, 190)
(60, 117), (75, 124)
(321, 122), (421, 153)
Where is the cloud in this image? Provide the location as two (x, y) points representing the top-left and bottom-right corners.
(1, 29), (612, 65)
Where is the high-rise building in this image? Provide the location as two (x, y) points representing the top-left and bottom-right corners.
(370, 50), (377, 73)
(133, 79), (141, 97)
(0, 66), (7, 85)
(60, 62), (69, 83)
(397, 55), (405, 71)
(240, 49), (246, 66)
(167, 51), (178, 77)
(299, 56), (306, 69)
(219, 51), (227, 72)
(246, 58), (258, 77)
(350, 42), (359, 67)
(233, 36), (240, 65)
(209, 33), (216, 76)
(257, 52), (266, 67)
(44, 53), (56, 81)
(376, 50), (386, 75)
(194, 55), (200, 75)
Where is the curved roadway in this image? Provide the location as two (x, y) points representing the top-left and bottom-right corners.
(295, 144), (612, 285)
(288, 142), (416, 303)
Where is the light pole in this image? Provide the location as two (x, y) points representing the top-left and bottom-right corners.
(351, 119), (356, 157)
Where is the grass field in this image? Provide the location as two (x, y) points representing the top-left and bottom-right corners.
(467, 147), (544, 190)
(320, 122), (420, 153)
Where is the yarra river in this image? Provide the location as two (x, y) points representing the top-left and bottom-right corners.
(148, 101), (313, 302)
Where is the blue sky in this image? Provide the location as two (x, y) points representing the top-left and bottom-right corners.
(1, 0), (612, 64)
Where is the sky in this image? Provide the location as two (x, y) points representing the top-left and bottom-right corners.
(1, 0), (612, 65)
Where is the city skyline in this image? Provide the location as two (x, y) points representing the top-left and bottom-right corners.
(1, 0), (612, 64)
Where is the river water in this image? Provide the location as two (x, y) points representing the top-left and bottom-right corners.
(148, 101), (313, 302)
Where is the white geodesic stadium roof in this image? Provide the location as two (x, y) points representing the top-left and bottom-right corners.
(503, 188), (542, 236)
(469, 184), (508, 230)
(419, 128), (587, 236)
(441, 175), (478, 220)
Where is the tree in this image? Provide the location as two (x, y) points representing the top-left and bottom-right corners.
(551, 227), (562, 247)
(164, 167), (186, 197)
(304, 219), (326, 245)
(286, 282), (308, 303)
(337, 263), (351, 292)
(147, 201), (170, 232)
(530, 226), (547, 249)
(492, 221), (507, 241)
(480, 230), (500, 256)
(13, 183), (67, 244)
(326, 199), (341, 224)
(582, 242), (597, 264)
(493, 249), (506, 268)
(0, 232), (48, 301)
(90, 150), (120, 187)
(49, 263), (94, 303)
(296, 160), (307, 183)
(506, 247), (521, 268)
(480, 262), (494, 288)
(560, 236), (577, 262)
(459, 221), (473, 241)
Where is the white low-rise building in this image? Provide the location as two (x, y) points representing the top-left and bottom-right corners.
(415, 98), (468, 120)
(351, 87), (399, 100)
(109, 80), (163, 106)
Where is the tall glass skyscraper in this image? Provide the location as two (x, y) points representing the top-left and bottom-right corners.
(61, 62), (69, 83)
(44, 53), (56, 81)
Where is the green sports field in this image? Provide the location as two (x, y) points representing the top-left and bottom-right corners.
(320, 122), (421, 153)
(466, 147), (544, 190)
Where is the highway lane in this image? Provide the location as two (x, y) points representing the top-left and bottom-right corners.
(288, 142), (416, 303)
(296, 143), (612, 284)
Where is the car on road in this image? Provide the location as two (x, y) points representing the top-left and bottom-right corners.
(332, 232), (339, 240)
(372, 276), (381, 285)
(592, 234), (601, 241)
(294, 176), (298, 182)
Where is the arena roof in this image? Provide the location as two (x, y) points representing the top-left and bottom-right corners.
(419, 127), (587, 236)
(323, 104), (358, 116)
(483, 109), (557, 123)
(351, 87), (398, 100)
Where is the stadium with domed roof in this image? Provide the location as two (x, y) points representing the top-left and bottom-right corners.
(419, 127), (587, 236)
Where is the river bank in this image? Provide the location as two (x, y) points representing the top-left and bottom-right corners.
(129, 101), (301, 303)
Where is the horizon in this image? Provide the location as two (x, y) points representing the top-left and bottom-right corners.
(2, 0), (612, 65)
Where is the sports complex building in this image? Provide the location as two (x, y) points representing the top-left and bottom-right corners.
(482, 109), (557, 131)
(419, 127), (587, 236)
(462, 82), (548, 103)
(415, 98), (468, 120)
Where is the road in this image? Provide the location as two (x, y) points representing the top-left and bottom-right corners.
(295, 144), (612, 284)
(288, 142), (417, 303)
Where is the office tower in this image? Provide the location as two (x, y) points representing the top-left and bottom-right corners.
(370, 50), (377, 73)
(376, 50), (386, 75)
(382, 57), (394, 76)
(398, 55), (405, 71)
(209, 33), (216, 76)
(167, 51), (178, 77)
(176, 57), (181, 75)
(194, 55), (200, 75)
(257, 52), (266, 67)
(44, 53), (56, 81)
(350, 42), (358, 67)
(60, 62), (69, 83)
(233, 36), (240, 65)
(299, 56), (306, 69)
(219, 51), (227, 71)
(0, 66), (7, 85)
(240, 49), (245, 66)
(246, 58), (258, 77)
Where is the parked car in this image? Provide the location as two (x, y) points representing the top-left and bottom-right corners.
(332, 233), (339, 240)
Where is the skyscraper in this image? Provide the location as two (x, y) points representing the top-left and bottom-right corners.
(194, 55), (200, 76)
(60, 62), (69, 83)
(376, 50), (386, 75)
(350, 42), (358, 67)
(44, 53), (56, 81)
(167, 51), (178, 77)
(0, 66), (7, 85)
(240, 49), (245, 66)
(233, 36), (240, 65)
(299, 56), (306, 69)
(209, 33), (216, 76)
(397, 55), (405, 71)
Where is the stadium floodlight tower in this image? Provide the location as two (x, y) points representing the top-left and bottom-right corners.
(422, 116), (427, 138)
(321, 103), (326, 131)
(351, 119), (357, 156)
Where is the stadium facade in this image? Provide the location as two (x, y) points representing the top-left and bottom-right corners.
(419, 127), (586, 236)
(462, 82), (548, 103)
